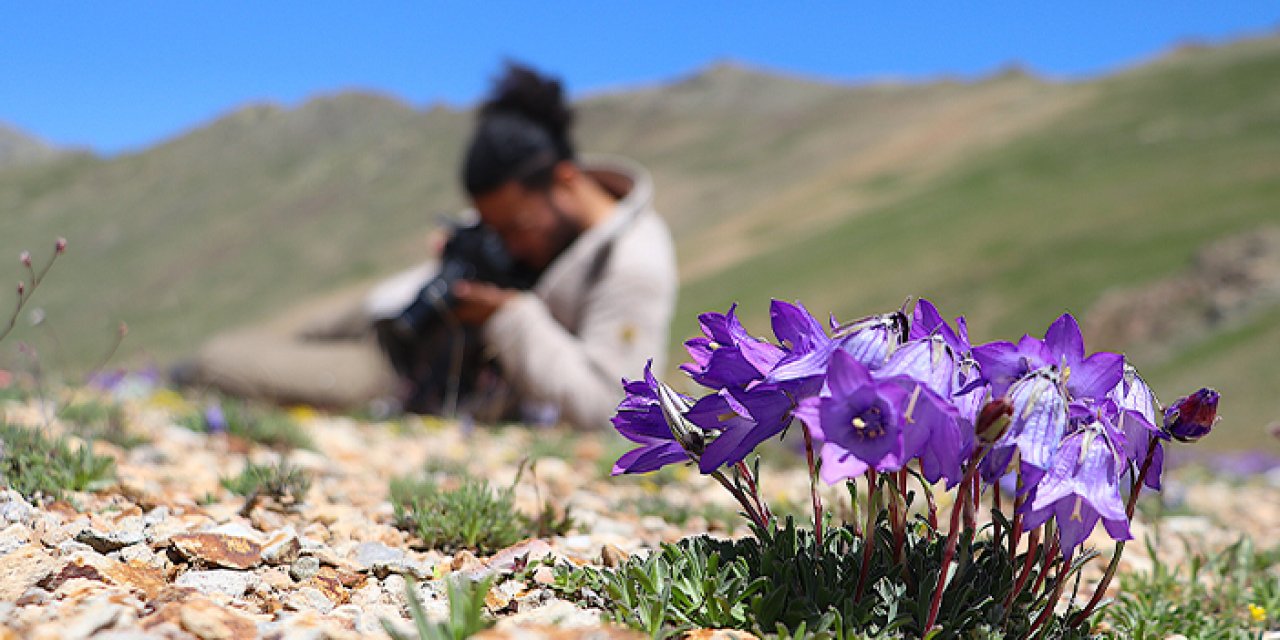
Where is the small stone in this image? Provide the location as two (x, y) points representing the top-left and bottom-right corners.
(170, 532), (263, 570)
(486, 539), (554, 575)
(600, 544), (629, 568)
(285, 586), (335, 614)
(173, 598), (258, 640)
(305, 566), (354, 605)
(261, 527), (301, 565)
(75, 517), (146, 553)
(39, 551), (168, 599)
(491, 599), (602, 629)
(143, 505), (170, 527)
(259, 567), (293, 591)
(290, 555), (321, 582)
(532, 566), (556, 586)
(353, 540), (429, 579)
(59, 596), (130, 640)
(354, 540), (404, 570)
(451, 549), (484, 573)
(174, 569), (260, 598)
(0, 522), (31, 556)
(683, 631), (760, 640)
(117, 543), (170, 572)
(0, 544), (59, 600)
(0, 490), (35, 524)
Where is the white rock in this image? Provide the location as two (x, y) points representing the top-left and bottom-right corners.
(174, 569), (260, 598)
(0, 490), (35, 524)
(284, 586), (335, 614)
(0, 522), (31, 556)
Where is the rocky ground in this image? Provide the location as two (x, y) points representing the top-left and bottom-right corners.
(1, 385), (1278, 639)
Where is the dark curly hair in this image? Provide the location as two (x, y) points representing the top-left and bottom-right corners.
(462, 62), (577, 196)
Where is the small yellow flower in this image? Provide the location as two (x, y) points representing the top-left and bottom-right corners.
(286, 405), (319, 422)
(1249, 603), (1267, 623)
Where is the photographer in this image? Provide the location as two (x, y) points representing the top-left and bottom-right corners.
(182, 63), (677, 430)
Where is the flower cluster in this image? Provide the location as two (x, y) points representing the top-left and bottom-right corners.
(611, 297), (1218, 629)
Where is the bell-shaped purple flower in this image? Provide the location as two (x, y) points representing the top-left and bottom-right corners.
(880, 335), (955, 397)
(898, 383), (971, 486)
(767, 309), (906, 389)
(1163, 388), (1219, 443)
(1044, 314), (1124, 402)
(833, 310), (909, 370)
(973, 314), (1122, 403)
(771, 299), (827, 355)
(1022, 416), (1132, 560)
(909, 298), (965, 354)
(611, 362), (698, 475)
(1109, 363), (1164, 490)
(686, 385), (794, 473)
(801, 350), (911, 484)
(681, 304), (783, 391)
(999, 367), (1069, 481)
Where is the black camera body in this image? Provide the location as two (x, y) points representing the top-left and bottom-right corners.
(377, 221), (538, 415)
(392, 221), (538, 338)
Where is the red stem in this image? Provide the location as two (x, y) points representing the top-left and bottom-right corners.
(1003, 528), (1041, 614)
(799, 425), (824, 547)
(924, 458), (982, 631)
(1068, 434), (1160, 627)
(854, 470), (878, 603)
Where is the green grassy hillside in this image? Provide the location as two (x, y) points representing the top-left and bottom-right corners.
(2, 37), (1278, 450)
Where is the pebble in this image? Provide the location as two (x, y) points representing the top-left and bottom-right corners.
(0, 490), (35, 525)
(262, 527), (302, 565)
(174, 570), (260, 598)
(75, 517), (146, 553)
(290, 556), (321, 582)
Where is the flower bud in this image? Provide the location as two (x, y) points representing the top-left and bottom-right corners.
(55, 238), (67, 254)
(19, 251), (31, 267)
(975, 398), (1014, 444)
(1163, 388), (1219, 443)
(16, 281), (24, 296)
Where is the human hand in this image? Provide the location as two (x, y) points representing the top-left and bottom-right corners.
(452, 280), (517, 325)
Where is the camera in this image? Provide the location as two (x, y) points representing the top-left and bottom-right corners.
(392, 220), (539, 338)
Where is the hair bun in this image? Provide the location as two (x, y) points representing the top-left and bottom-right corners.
(481, 62), (573, 144)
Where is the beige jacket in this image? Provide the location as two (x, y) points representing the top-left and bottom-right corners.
(482, 156), (677, 430)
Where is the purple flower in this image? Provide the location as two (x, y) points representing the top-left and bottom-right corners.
(611, 362), (698, 475)
(899, 383), (970, 486)
(1163, 388), (1219, 443)
(801, 350), (911, 484)
(204, 402), (228, 434)
(973, 314), (1122, 402)
(973, 314), (1122, 481)
(686, 385), (794, 473)
(833, 310), (909, 370)
(1022, 415), (1132, 560)
(909, 298), (964, 354)
(767, 309), (906, 389)
(681, 304), (783, 391)
(880, 335), (955, 398)
(1110, 363), (1164, 489)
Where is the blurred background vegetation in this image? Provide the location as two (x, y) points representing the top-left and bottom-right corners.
(2, 35), (1278, 452)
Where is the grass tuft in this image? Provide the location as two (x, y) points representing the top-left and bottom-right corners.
(220, 459), (312, 509)
(0, 420), (114, 502)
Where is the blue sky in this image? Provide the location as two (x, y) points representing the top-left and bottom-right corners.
(4, 2), (1278, 155)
